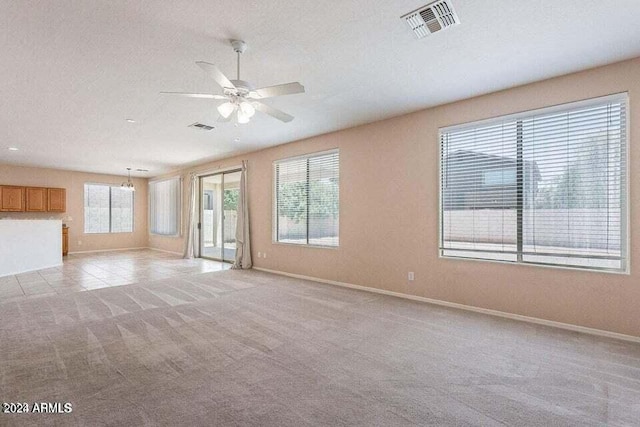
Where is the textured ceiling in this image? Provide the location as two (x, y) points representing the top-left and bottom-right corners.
(1, 0), (639, 177)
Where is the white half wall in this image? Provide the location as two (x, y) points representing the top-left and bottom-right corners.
(0, 220), (62, 277)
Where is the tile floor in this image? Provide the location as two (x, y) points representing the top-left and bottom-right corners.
(0, 249), (230, 302)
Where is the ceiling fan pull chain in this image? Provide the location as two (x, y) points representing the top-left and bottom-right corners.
(237, 51), (240, 80)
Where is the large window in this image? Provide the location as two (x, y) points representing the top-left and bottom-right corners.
(84, 184), (134, 233)
(440, 94), (627, 272)
(274, 150), (339, 247)
(149, 177), (181, 236)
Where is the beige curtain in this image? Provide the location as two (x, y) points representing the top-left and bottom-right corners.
(183, 172), (200, 259)
(232, 161), (252, 269)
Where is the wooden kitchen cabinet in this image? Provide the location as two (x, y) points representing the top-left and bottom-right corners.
(0, 185), (65, 212)
(25, 187), (48, 212)
(47, 188), (66, 212)
(0, 185), (25, 211)
(62, 226), (69, 256)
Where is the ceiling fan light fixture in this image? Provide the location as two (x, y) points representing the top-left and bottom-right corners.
(217, 102), (236, 118)
(239, 101), (255, 118)
(237, 109), (250, 124)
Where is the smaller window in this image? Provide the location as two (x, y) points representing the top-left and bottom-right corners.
(84, 184), (134, 234)
(149, 176), (181, 236)
(274, 150), (339, 247)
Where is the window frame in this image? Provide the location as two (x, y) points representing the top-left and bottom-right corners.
(272, 148), (340, 249)
(438, 93), (629, 274)
(148, 176), (182, 237)
(83, 182), (135, 234)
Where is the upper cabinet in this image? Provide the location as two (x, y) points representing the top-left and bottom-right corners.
(25, 187), (47, 212)
(0, 186), (25, 212)
(47, 188), (66, 212)
(0, 185), (66, 213)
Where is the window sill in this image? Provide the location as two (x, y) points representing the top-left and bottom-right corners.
(150, 233), (182, 238)
(83, 232), (134, 235)
(439, 253), (629, 275)
(272, 241), (339, 250)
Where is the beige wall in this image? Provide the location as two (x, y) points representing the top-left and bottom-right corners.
(150, 57), (640, 338)
(0, 164), (148, 253)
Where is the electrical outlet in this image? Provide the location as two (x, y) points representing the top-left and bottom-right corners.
(78, 241), (82, 246)
(258, 252), (261, 258)
(263, 253), (267, 259)
(408, 272), (415, 281)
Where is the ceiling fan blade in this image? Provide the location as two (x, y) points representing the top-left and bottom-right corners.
(253, 101), (294, 123)
(196, 61), (236, 90)
(160, 92), (228, 99)
(250, 82), (305, 99)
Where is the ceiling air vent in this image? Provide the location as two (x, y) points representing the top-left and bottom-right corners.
(189, 122), (215, 131)
(401, 0), (460, 39)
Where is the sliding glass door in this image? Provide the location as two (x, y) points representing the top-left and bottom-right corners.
(201, 174), (223, 260)
(200, 170), (241, 262)
(222, 172), (241, 261)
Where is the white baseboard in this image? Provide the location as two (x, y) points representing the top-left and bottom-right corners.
(68, 247), (148, 255)
(254, 267), (640, 344)
(69, 247), (184, 256)
(1, 263), (63, 278)
(148, 247), (183, 256)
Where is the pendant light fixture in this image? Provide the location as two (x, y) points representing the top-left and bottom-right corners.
(121, 168), (136, 191)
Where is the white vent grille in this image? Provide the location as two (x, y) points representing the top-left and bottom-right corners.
(189, 122), (215, 131)
(402, 0), (460, 39)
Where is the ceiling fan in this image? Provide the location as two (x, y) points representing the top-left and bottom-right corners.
(161, 40), (304, 124)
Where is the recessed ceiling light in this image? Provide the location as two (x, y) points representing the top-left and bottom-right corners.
(234, 137), (240, 142)
(8, 147), (19, 151)
(126, 119), (136, 123)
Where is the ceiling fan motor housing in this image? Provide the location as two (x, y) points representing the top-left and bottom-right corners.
(227, 79), (253, 96)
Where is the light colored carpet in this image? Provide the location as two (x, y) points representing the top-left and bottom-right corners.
(1, 269), (639, 426)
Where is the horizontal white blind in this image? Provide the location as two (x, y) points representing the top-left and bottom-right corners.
(308, 153), (340, 246)
(84, 184), (134, 234)
(110, 187), (134, 233)
(440, 95), (627, 271)
(441, 122), (519, 262)
(149, 177), (181, 236)
(275, 150), (339, 246)
(84, 184), (111, 233)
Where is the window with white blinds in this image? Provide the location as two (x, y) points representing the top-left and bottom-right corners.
(149, 177), (181, 236)
(440, 94), (628, 272)
(84, 184), (134, 234)
(274, 150), (339, 247)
